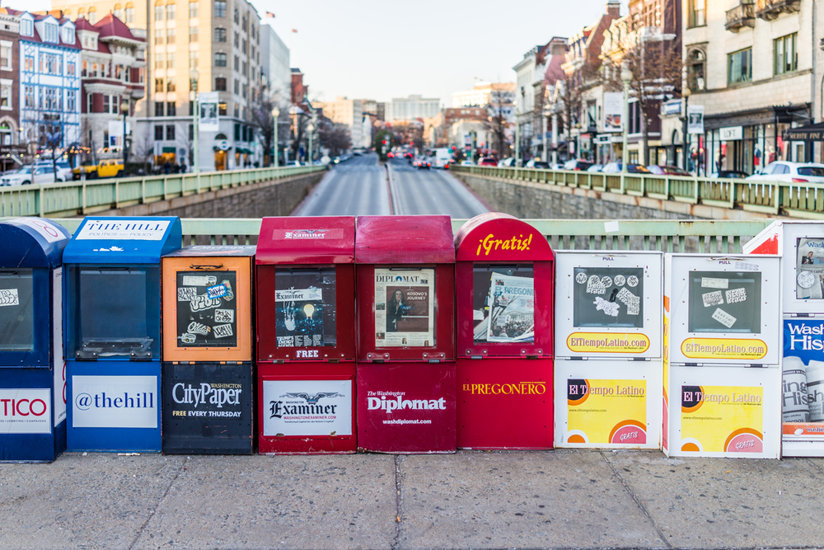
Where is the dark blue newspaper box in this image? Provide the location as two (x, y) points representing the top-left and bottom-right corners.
(0, 218), (70, 462)
(63, 217), (182, 452)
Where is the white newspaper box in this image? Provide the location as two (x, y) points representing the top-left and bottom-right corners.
(663, 254), (781, 458)
(554, 251), (662, 449)
(744, 221), (824, 456)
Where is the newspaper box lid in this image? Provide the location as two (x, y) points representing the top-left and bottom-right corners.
(454, 212), (553, 262)
(63, 216), (182, 264)
(0, 218), (70, 268)
(256, 216), (355, 265)
(355, 216), (454, 264)
(164, 245), (256, 258)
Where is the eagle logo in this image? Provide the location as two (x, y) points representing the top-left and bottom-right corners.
(282, 392), (343, 405)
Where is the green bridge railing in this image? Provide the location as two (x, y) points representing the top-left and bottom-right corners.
(48, 218), (772, 253)
(452, 165), (824, 219)
(0, 165), (326, 218)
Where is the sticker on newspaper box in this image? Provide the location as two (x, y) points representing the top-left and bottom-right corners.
(680, 385), (763, 454)
(565, 378), (647, 446)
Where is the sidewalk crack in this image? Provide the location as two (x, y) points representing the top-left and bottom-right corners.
(128, 455), (189, 549)
(600, 451), (672, 549)
(391, 454), (405, 550)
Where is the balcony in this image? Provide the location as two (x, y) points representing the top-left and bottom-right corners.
(725, 1), (755, 32)
(756, 0), (801, 20)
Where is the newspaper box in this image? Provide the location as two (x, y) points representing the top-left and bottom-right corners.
(63, 216), (181, 452)
(453, 213), (553, 449)
(161, 245), (255, 454)
(0, 218), (70, 462)
(663, 254), (781, 458)
(256, 217), (356, 454)
(356, 216), (456, 453)
(554, 251), (662, 449)
(744, 221), (824, 456)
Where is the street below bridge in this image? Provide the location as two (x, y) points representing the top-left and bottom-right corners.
(292, 153), (489, 217)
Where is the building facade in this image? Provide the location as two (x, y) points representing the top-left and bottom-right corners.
(260, 23), (289, 101)
(0, 10), (21, 170)
(386, 94), (440, 122)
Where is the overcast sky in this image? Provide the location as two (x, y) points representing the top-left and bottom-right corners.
(12, 0), (627, 105)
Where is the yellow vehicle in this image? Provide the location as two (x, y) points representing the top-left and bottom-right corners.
(72, 159), (125, 180)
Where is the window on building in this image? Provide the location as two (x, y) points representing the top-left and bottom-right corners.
(21, 17), (33, 36)
(88, 7), (97, 23)
(189, 51), (198, 68)
(167, 81), (176, 92)
(103, 93), (110, 113)
(44, 22), (58, 43)
(215, 27), (226, 42)
(24, 86), (34, 108)
(215, 77), (227, 91)
(86, 92), (93, 113)
(727, 48), (752, 85)
(188, 0), (197, 18)
(155, 101), (164, 116)
(687, 0), (705, 28)
(155, 78), (164, 92)
(189, 25), (197, 42)
(155, 54), (165, 69)
(166, 124), (175, 140)
(0, 42), (11, 70)
(233, 79), (239, 94)
(687, 48), (706, 91)
(167, 101), (176, 116)
(214, 0), (227, 18)
(167, 54), (175, 68)
(155, 125), (164, 140)
(66, 61), (75, 76)
(188, 123), (193, 140)
(66, 89), (76, 112)
(125, 3), (135, 23)
(167, 28), (175, 44)
(166, 3), (175, 19)
(24, 55), (34, 72)
(154, 3), (163, 21)
(775, 33), (798, 76)
(233, 7), (238, 22)
(215, 52), (227, 67)
(219, 102), (227, 116)
(154, 27), (163, 44)
(234, 31), (238, 47)
(0, 81), (11, 109)
(62, 26), (75, 44)
(233, 55), (238, 71)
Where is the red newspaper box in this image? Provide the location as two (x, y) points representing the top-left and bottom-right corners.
(356, 216), (456, 453)
(454, 212), (555, 449)
(255, 217), (356, 454)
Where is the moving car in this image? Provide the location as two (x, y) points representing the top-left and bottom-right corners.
(36, 160), (72, 181)
(601, 162), (650, 174)
(0, 165), (67, 186)
(646, 165), (691, 176)
(73, 158), (125, 179)
(525, 159), (550, 169)
(586, 164), (604, 173)
(563, 159), (594, 171)
(745, 161), (824, 183)
(479, 157), (498, 166)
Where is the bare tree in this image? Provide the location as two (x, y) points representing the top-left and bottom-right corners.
(318, 119), (352, 157)
(249, 87), (285, 167)
(131, 129), (155, 174)
(484, 93), (509, 158)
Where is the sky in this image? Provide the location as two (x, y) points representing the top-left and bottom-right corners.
(10, 0), (627, 106)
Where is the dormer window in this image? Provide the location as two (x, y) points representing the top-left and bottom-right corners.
(44, 22), (59, 43)
(62, 26), (75, 44)
(21, 17), (33, 37)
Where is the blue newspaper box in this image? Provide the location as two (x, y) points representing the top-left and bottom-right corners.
(63, 217), (182, 452)
(0, 218), (70, 462)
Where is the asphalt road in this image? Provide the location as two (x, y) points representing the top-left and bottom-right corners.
(2, 449), (824, 549)
(291, 154), (489, 217)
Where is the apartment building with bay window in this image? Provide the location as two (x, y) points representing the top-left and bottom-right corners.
(53, 0), (262, 170)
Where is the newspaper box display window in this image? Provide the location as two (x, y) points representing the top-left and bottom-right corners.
(63, 216), (182, 452)
(0, 218), (70, 462)
(663, 254), (781, 458)
(256, 217), (357, 454)
(161, 245), (255, 454)
(744, 221), (824, 456)
(453, 213), (554, 449)
(356, 216), (456, 453)
(554, 251), (662, 449)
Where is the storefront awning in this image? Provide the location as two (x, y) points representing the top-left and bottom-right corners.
(783, 123), (824, 142)
(161, 146), (176, 153)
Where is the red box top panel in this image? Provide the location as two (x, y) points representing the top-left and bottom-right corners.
(454, 213), (554, 262)
(256, 217), (356, 265)
(355, 216), (455, 264)
(164, 245), (256, 258)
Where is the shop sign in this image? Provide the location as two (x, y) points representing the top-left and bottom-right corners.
(679, 384), (763, 453)
(76, 219), (171, 241)
(263, 379), (352, 437)
(719, 126), (743, 141)
(71, 375), (157, 428)
(0, 389), (51, 434)
(565, 378), (646, 445)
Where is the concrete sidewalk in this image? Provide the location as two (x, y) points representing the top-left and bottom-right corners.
(0, 449), (822, 549)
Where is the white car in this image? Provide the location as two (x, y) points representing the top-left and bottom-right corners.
(35, 160), (72, 182)
(0, 165), (66, 186)
(745, 161), (824, 183)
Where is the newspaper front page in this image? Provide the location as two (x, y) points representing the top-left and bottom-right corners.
(375, 268), (435, 347)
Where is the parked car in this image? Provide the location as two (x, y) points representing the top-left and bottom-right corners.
(525, 159), (550, 169)
(601, 162), (650, 174)
(0, 165), (66, 186)
(586, 164), (604, 173)
(479, 157), (498, 166)
(711, 170), (749, 179)
(646, 165), (691, 176)
(745, 161), (824, 183)
(36, 160), (72, 181)
(73, 158), (125, 179)
(563, 159), (594, 171)
(497, 157), (516, 167)
(415, 156), (431, 169)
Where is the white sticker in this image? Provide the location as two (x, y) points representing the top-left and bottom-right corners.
(604, 221), (620, 233)
(213, 324), (234, 339)
(725, 287), (747, 304)
(734, 262), (759, 272)
(75, 219), (170, 241)
(616, 287), (640, 315)
(0, 288), (19, 307)
(177, 287), (197, 301)
(701, 277), (729, 289)
(182, 275), (217, 287)
(798, 271), (816, 289)
(575, 272), (588, 284)
(702, 290), (724, 308)
(613, 275), (626, 287)
(180, 333), (196, 344)
(214, 309), (235, 323)
(207, 284), (228, 299)
(586, 275), (606, 295)
(594, 296), (620, 317)
(187, 322), (209, 335)
(712, 308), (737, 328)
(600, 276), (613, 288)
(626, 275), (639, 288)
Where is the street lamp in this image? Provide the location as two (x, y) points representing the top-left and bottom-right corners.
(621, 62), (632, 174)
(271, 105), (280, 168)
(120, 99), (129, 171)
(190, 68), (199, 173)
(682, 86), (692, 172)
(307, 119), (315, 165)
